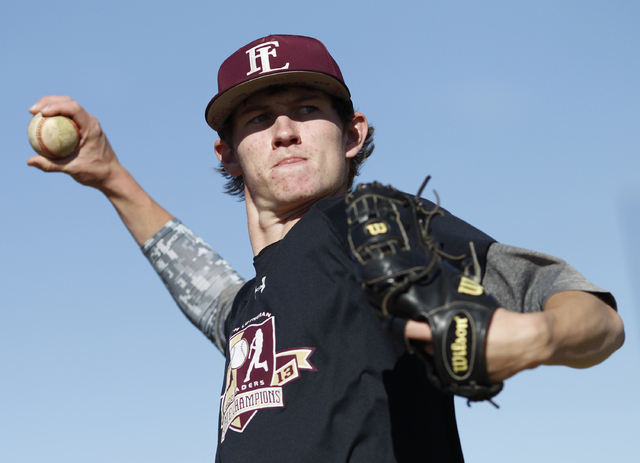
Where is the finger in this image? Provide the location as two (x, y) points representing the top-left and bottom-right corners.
(29, 97), (98, 144)
(27, 150), (78, 172)
(29, 97), (93, 133)
(405, 320), (432, 342)
(26, 154), (65, 173)
(29, 95), (74, 115)
(404, 321), (434, 356)
(37, 99), (85, 120)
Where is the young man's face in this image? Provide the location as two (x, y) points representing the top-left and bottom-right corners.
(216, 86), (364, 213)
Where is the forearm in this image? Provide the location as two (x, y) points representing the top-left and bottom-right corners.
(99, 163), (173, 246)
(539, 290), (625, 369)
(485, 291), (625, 381)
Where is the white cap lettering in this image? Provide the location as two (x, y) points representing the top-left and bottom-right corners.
(246, 41), (290, 76)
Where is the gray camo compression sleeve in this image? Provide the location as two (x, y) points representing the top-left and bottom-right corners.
(141, 219), (245, 354)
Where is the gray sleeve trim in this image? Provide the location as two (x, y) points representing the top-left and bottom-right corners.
(482, 243), (614, 313)
(141, 219), (245, 353)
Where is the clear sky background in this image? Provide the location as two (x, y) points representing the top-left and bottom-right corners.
(2, 1), (639, 462)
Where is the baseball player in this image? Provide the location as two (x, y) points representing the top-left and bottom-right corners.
(28, 35), (624, 462)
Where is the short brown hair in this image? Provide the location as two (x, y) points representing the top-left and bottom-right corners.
(215, 88), (375, 199)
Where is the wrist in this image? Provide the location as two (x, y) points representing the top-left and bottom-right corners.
(527, 311), (555, 368)
(97, 163), (140, 200)
(485, 309), (553, 380)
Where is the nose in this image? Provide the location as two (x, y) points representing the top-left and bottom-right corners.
(272, 115), (300, 148)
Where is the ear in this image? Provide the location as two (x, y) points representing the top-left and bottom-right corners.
(215, 139), (243, 176)
(344, 112), (368, 160)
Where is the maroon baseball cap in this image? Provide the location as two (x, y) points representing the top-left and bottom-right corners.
(205, 35), (352, 131)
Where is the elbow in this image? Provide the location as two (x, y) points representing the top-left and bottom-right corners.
(579, 306), (625, 369)
(553, 301), (626, 370)
(610, 309), (625, 353)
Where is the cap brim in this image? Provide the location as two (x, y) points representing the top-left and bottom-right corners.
(205, 70), (351, 131)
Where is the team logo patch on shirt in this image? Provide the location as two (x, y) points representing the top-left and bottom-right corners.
(220, 316), (316, 442)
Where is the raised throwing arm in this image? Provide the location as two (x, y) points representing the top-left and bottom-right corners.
(28, 96), (245, 352)
(28, 96), (172, 245)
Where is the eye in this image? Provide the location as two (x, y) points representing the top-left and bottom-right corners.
(249, 113), (269, 124)
(298, 105), (318, 115)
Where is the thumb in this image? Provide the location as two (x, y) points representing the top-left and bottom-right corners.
(405, 320), (433, 342)
(27, 155), (64, 173)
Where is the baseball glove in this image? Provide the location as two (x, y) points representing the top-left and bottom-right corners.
(345, 178), (503, 405)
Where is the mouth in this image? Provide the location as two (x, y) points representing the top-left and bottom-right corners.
(274, 157), (306, 168)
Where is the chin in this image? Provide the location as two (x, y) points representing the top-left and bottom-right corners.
(276, 184), (333, 204)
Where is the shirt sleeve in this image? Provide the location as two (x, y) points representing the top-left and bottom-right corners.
(141, 219), (246, 353)
(482, 243), (616, 313)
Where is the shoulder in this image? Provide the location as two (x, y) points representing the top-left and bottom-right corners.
(315, 192), (496, 257)
(420, 197), (495, 259)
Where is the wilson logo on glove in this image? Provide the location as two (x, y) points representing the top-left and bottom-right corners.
(445, 313), (473, 379)
(365, 222), (388, 236)
(458, 277), (484, 296)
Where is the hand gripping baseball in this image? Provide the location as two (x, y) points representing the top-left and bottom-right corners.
(345, 178), (503, 405)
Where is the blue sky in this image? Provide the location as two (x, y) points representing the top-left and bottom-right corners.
(2, 1), (639, 462)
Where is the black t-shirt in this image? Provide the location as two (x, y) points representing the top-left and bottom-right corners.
(216, 195), (495, 463)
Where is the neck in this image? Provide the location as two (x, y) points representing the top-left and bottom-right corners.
(245, 200), (314, 256)
(245, 186), (349, 255)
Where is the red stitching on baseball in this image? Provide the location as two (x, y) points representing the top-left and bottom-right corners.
(36, 116), (57, 158)
(35, 116), (79, 158)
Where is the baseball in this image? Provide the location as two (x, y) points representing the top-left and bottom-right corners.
(230, 338), (249, 369)
(27, 112), (80, 159)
